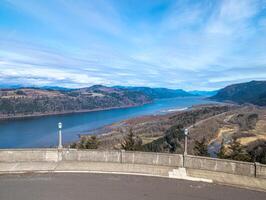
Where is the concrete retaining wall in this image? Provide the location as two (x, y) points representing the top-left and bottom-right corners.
(256, 163), (266, 179)
(186, 168), (266, 191)
(0, 149), (58, 162)
(62, 149), (121, 163)
(0, 149), (265, 179)
(184, 155), (255, 177)
(122, 151), (183, 167)
(61, 150), (183, 167)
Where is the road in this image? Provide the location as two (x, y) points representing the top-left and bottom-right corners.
(0, 173), (265, 200)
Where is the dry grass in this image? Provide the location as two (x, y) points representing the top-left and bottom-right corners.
(0, 89), (62, 98)
(217, 126), (236, 138)
(238, 135), (266, 145)
(141, 136), (162, 145)
(250, 120), (266, 135)
(207, 107), (266, 148)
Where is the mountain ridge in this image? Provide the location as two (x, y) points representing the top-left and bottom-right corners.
(0, 86), (151, 119)
(0, 84), (217, 97)
(113, 86), (193, 99)
(0, 85), (197, 119)
(210, 80), (266, 106)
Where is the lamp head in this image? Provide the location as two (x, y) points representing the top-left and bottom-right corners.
(58, 122), (63, 129)
(184, 128), (189, 136)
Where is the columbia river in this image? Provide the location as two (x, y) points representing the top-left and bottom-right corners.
(0, 96), (215, 148)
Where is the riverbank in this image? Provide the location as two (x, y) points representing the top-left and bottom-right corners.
(0, 102), (151, 121)
(0, 96), (218, 148)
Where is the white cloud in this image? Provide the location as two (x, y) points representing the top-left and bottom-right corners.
(0, 0), (266, 90)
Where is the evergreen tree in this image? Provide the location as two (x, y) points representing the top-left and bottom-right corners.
(249, 142), (266, 164)
(164, 124), (183, 153)
(227, 138), (252, 162)
(75, 135), (100, 149)
(84, 135), (99, 149)
(121, 128), (142, 151)
(193, 137), (210, 156)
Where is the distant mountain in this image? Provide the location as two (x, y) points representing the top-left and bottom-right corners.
(0, 85), (152, 119)
(189, 90), (218, 97)
(0, 84), (71, 91)
(210, 81), (266, 106)
(0, 84), (200, 119)
(114, 86), (193, 99)
(39, 86), (72, 91)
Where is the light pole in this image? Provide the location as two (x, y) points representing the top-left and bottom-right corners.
(184, 128), (189, 155)
(58, 122), (63, 149)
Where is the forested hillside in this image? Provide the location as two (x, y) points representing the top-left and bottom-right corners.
(210, 81), (266, 106)
(0, 85), (151, 118)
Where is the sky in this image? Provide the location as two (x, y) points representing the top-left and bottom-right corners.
(0, 0), (266, 90)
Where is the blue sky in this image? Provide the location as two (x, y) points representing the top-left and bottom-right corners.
(0, 0), (266, 90)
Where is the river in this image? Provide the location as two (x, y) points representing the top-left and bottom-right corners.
(0, 96), (215, 148)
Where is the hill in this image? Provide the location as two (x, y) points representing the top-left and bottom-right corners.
(77, 104), (266, 164)
(0, 85), (151, 119)
(114, 86), (193, 99)
(210, 81), (266, 106)
(80, 104), (236, 152)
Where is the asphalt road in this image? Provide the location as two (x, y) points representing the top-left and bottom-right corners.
(0, 173), (265, 200)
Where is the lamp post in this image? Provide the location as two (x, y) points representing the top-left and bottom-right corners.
(58, 122), (63, 149)
(184, 128), (189, 156)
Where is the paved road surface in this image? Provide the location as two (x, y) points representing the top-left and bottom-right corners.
(0, 173), (265, 200)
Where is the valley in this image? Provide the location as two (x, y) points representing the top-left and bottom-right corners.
(76, 103), (266, 163)
(1, 80), (266, 164)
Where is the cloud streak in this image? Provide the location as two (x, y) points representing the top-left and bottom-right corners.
(0, 0), (266, 90)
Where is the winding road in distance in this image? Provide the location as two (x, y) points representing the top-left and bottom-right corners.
(0, 173), (265, 200)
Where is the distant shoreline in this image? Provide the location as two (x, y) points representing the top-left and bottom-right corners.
(0, 102), (152, 121)
(0, 96), (213, 121)
(0, 97), (222, 148)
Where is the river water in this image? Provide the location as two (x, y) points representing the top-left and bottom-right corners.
(0, 96), (215, 148)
